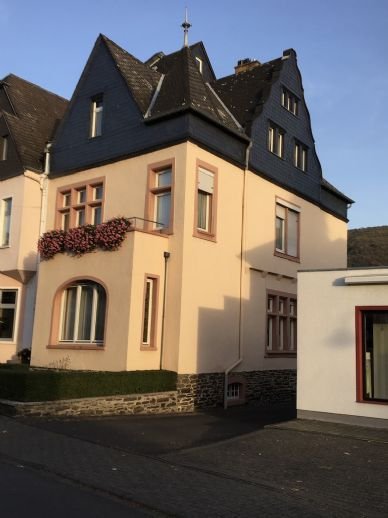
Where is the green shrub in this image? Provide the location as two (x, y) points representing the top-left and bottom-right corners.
(0, 366), (177, 402)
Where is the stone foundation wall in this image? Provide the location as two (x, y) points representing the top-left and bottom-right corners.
(177, 373), (225, 409)
(177, 369), (296, 409)
(0, 390), (193, 418)
(0, 369), (296, 417)
(244, 369), (296, 404)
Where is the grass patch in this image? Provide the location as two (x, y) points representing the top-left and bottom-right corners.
(0, 365), (177, 402)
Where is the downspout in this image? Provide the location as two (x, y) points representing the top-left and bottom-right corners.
(39, 142), (52, 238)
(26, 143), (52, 354)
(159, 251), (170, 370)
(224, 141), (252, 409)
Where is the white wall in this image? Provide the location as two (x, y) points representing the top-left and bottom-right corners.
(298, 268), (388, 422)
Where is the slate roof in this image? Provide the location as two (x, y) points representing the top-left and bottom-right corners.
(321, 178), (354, 203)
(102, 35), (161, 116)
(146, 46), (241, 133)
(0, 74), (68, 172)
(212, 58), (283, 135)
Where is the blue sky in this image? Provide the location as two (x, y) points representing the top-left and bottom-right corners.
(1, 0), (387, 229)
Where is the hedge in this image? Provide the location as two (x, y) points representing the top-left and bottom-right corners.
(0, 366), (177, 402)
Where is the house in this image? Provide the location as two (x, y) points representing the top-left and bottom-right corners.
(348, 226), (388, 267)
(0, 75), (67, 362)
(298, 268), (388, 427)
(30, 31), (352, 408)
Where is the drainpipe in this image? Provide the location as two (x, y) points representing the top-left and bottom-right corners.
(26, 143), (52, 355)
(224, 142), (252, 409)
(39, 142), (52, 238)
(159, 251), (170, 370)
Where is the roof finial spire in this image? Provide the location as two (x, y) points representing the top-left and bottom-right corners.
(181, 7), (191, 48)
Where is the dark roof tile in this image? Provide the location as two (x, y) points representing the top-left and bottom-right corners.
(0, 74), (68, 172)
(147, 46), (240, 133)
(101, 35), (161, 115)
(212, 58), (283, 135)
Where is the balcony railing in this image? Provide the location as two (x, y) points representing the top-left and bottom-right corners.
(127, 217), (167, 233)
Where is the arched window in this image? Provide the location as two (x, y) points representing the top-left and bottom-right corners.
(59, 280), (106, 344)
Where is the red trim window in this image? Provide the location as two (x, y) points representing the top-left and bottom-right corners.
(56, 180), (104, 230)
(275, 200), (300, 260)
(356, 307), (388, 404)
(266, 291), (297, 355)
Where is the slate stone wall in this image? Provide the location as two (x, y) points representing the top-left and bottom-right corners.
(0, 370), (296, 417)
(0, 391), (192, 418)
(177, 369), (296, 409)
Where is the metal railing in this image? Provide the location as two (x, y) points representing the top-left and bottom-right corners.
(127, 217), (167, 233)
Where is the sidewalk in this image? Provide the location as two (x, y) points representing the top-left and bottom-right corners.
(0, 407), (387, 517)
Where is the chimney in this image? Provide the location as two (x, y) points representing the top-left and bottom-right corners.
(234, 58), (261, 75)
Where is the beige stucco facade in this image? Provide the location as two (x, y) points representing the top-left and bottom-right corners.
(31, 142), (348, 375)
(0, 171), (41, 359)
(298, 268), (388, 425)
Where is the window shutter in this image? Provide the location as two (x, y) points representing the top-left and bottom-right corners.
(198, 168), (214, 194)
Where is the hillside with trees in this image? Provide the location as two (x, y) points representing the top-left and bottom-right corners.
(348, 226), (388, 267)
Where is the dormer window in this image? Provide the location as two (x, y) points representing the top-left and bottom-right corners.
(268, 122), (284, 158)
(0, 136), (8, 161)
(281, 87), (298, 116)
(90, 95), (103, 137)
(294, 141), (308, 171)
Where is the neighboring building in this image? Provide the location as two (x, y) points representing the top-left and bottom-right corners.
(0, 74), (67, 362)
(30, 33), (352, 407)
(348, 226), (388, 267)
(298, 268), (388, 427)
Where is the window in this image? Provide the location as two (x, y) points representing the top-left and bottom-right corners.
(0, 197), (12, 246)
(90, 95), (103, 137)
(194, 164), (217, 239)
(141, 276), (158, 348)
(226, 376), (246, 405)
(275, 201), (300, 259)
(227, 383), (241, 400)
(281, 87), (298, 116)
(356, 307), (388, 403)
(60, 280), (106, 344)
(0, 136), (8, 161)
(268, 122), (284, 158)
(146, 162), (174, 232)
(0, 289), (17, 340)
(266, 291), (297, 354)
(294, 141), (308, 171)
(56, 180), (104, 230)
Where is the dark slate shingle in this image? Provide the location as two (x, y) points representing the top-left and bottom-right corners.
(0, 74), (68, 172)
(101, 35), (161, 116)
(147, 46), (241, 134)
(212, 58), (283, 135)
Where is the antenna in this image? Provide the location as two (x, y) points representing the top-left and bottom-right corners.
(181, 7), (191, 48)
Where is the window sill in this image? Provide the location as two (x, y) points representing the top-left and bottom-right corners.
(293, 164), (307, 173)
(269, 151), (285, 160)
(140, 345), (158, 351)
(356, 398), (388, 406)
(0, 245), (10, 249)
(265, 352), (296, 358)
(281, 105), (298, 118)
(193, 230), (217, 242)
(47, 344), (105, 351)
(274, 250), (300, 263)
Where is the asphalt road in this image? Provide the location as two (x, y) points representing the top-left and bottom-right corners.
(0, 458), (161, 517)
(1, 404), (387, 517)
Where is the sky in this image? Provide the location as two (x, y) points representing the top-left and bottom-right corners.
(1, 0), (387, 229)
